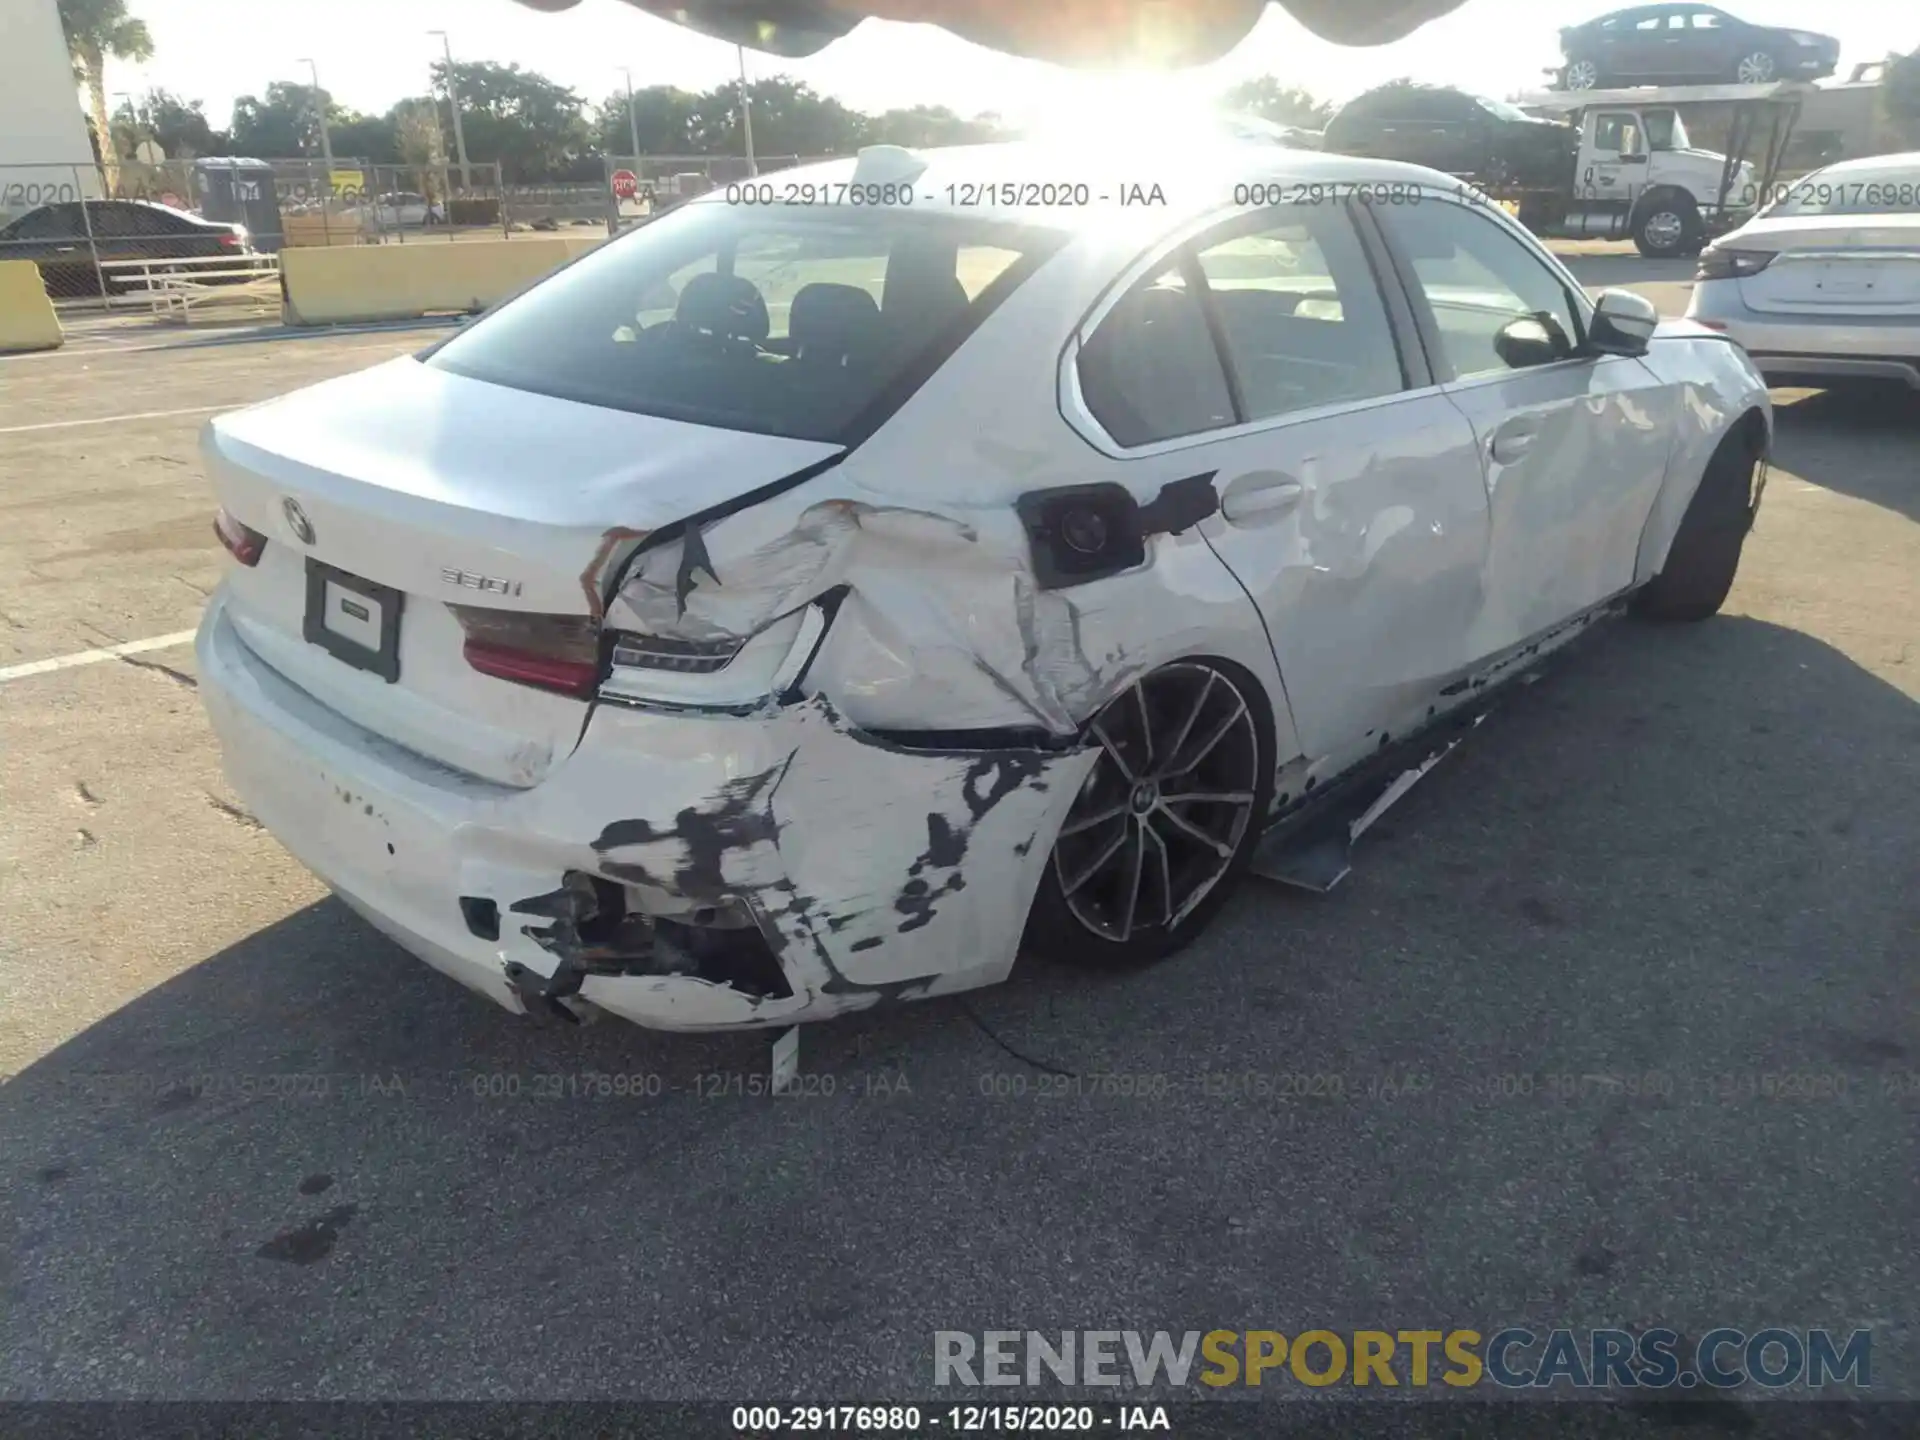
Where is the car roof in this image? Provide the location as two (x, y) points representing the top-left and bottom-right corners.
(1802, 151), (1920, 180)
(692, 138), (1456, 230)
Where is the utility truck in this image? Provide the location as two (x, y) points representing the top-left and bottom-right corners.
(1507, 81), (1806, 257)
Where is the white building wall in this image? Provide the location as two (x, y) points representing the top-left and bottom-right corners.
(0, 0), (103, 217)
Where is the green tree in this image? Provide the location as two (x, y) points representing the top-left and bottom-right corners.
(591, 85), (703, 157)
(1220, 77), (1335, 129)
(684, 76), (871, 159)
(432, 60), (589, 182)
(330, 111), (401, 165)
(117, 87), (221, 159)
(228, 81), (337, 158)
(864, 105), (1009, 148)
(57, 0), (155, 187)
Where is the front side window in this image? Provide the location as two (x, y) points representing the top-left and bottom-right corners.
(1376, 201), (1586, 379)
(1594, 113), (1645, 154)
(427, 200), (1062, 442)
(1691, 11), (1724, 28)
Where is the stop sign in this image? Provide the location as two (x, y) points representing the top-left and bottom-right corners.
(611, 169), (639, 200)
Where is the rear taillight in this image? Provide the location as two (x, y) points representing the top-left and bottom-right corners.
(213, 507), (266, 566)
(219, 232), (242, 248)
(452, 605), (601, 697)
(608, 634), (746, 675)
(1697, 248), (1776, 281)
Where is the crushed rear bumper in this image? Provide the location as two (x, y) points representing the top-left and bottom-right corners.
(197, 590), (1096, 1031)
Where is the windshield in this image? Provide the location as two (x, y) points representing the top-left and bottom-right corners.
(1475, 96), (1533, 124)
(1642, 109), (1690, 152)
(427, 200), (1062, 442)
(1761, 163), (1920, 217)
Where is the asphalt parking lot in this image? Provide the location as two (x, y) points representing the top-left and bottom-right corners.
(2, 261), (1917, 1413)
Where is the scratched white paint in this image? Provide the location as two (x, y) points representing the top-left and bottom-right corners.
(190, 141), (1771, 1033)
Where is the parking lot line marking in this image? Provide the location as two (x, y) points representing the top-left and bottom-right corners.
(0, 405), (231, 436)
(0, 630), (197, 684)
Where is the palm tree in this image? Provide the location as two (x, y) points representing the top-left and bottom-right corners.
(57, 0), (155, 194)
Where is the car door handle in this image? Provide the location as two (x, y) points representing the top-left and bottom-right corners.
(1490, 421), (1540, 464)
(1221, 472), (1305, 524)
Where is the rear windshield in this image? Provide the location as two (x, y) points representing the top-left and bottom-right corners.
(426, 201), (1063, 442)
(1762, 165), (1920, 217)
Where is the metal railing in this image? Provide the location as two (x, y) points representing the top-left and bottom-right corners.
(0, 158), (513, 312)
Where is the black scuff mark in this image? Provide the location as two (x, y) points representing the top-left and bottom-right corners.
(256, 1203), (357, 1265)
(961, 751), (1051, 822)
(674, 524), (719, 617)
(895, 811), (969, 935)
(850, 936), (884, 953)
(592, 754), (793, 901)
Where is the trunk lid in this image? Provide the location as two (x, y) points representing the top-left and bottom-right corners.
(1734, 215), (1920, 316)
(204, 356), (840, 787)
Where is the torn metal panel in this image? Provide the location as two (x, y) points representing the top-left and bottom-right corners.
(564, 696), (1095, 1026)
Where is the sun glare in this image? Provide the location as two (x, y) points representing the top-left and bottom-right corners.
(1021, 69), (1232, 156)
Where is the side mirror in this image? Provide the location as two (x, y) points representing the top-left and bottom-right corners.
(1495, 312), (1574, 369)
(1587, 288), (1658, 357)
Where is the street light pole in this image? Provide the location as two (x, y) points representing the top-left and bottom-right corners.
(300, 59), (337, 180)
(736, 44), (757, 177)
(620, 67), (641, 162)
(429, 30), (474, 192)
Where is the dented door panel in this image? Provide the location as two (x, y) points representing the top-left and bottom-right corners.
(1190, 392), (1494, 767)
(1445, 356), (1677, 660)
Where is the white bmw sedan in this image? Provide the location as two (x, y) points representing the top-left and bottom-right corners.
(1688, 152), (1920, 392)
(196, 140), (1771, 1032)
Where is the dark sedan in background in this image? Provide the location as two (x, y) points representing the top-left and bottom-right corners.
(0, 199), (250, 299)
(1561, 4), (1841, 88)
(1321, 85), (1579, 190)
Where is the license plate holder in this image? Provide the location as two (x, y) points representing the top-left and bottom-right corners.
(303, 559), (403, 683)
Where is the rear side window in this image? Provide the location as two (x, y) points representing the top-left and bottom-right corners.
(1078, 204), (1404, 447)
(1078, 263), (1236, 447)
(427, 201), (1062, 442)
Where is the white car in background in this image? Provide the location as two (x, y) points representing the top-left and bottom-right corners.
(195, 141), (1770, 1034)
(1688, 152), (1920, 392)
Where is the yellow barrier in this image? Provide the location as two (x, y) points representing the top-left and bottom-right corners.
(0, 260), (63, 353)
(280, 236), (606, 326)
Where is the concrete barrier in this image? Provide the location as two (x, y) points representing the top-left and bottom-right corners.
(0, 260), (63, 353)
(280, 236), (605, 326)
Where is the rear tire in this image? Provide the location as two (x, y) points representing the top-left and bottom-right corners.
(1025, 660), (1275, 971)
(1634, 427), (1763, 622)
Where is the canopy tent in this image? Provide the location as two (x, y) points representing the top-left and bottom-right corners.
(509, 0), (1472, 67)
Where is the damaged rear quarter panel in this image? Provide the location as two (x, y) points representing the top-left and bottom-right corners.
(574, 695), (1097, 1018)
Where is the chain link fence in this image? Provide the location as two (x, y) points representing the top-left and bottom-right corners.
(601, 155), (841, 233)
(0, 157), (512, 315)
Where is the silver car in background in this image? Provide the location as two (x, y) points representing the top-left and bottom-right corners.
(1688, 152), (1920, 392)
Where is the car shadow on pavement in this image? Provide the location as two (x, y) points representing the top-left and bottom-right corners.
(2, 618), (1916, 1399)
(1771, 385), (1920, 522)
